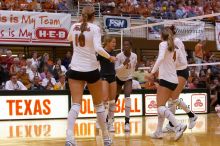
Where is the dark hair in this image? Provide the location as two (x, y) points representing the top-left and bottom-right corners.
(79, 6), (95, 47)
(123, 39), (133, 47)
(10, 73), (17, 78)
(161, 27), (175, 52)
(169, 25), (176, 35)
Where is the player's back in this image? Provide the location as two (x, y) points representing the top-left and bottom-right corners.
(158, 41), (178, 84)
(69, 22), (100, 72)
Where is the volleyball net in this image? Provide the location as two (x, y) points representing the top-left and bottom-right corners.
(119, 13), (220, 70)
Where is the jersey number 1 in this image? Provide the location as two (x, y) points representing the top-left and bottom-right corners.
(75, 34), (85, 47)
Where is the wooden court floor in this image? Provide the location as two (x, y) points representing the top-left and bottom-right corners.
(0, 113), (219, 146)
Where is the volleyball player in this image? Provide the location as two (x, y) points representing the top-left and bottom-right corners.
(163, 26), (198, 132)
(97, 36), (117, 132)
(65, 6), (115, 146)
(146, 28), (187, 141)
(115, 40), (137, 132)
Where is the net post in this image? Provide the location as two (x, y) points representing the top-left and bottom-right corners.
(120, 29), (123, 52)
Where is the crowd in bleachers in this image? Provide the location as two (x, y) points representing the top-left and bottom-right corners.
(0, 50), (72, 90)
(0, 0), (220, 20)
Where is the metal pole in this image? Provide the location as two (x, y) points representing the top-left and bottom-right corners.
(121, 29), (123, 52)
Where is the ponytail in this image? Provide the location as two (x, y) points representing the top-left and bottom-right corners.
(161, 27), (175, 52)
(167, 33), (175, 52)
(78, 6), (95, 47)
(79, 14), (88, 47)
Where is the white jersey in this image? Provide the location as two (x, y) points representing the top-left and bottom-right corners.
(5, 80), (27, 90)
(174, 38), (188, 70)
(115, 52), (137, 81)
(151, 41), (179, 84)
(68, 22), (110, 72)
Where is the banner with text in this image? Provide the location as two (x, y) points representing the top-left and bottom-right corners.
(103, 16), (130, 34)
(145, 93), (207, 115)
(215, 23), (220, 50)
(78, 94), (143, 118)
(0, 10), (71, 46)
(147, 18), (205, 41)
(0, 95), (69, 120)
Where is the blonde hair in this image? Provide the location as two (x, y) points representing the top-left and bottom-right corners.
(161, 27), (175, 52)
(103, 36), (116, 47)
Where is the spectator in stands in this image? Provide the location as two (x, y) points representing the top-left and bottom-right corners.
(188, 77), (199, 89)
(5, 50), (14, 72)
(194, 39), (206, 74)
(136, 1), (150, 18)
(40, 65), (50, 80)
(17, 66), (32, 89)
(213, 0), (220, 20)
(133, 67), (146, 85)
(210, 78), (220, 106)
(66, 0), (75, 12)
(54, 73), (66, 90)
(198, 74), (208, 88)
(53, 58), (67, 73)
(62, 51), (72, 70)
(132, 79), (141, 89)
(9, 57), (21, 75)
(167, 4), (177, 19)
(5, 0), (15, 10)
(30, 76), (45, 91)
(31, 51), (40, 68)
(53, 64), (62, 81)
(203, 2), (213, 15)
(121, 1), (136, 15)
(39, 52), (53, 72)
(27, 0), (39, 11)
(0, 0), (6, 10)
(188, 67), (198, 82)
(18, 53), (26, 67)
(176, 3), (187, 19)
(26, 59), (33, 74)
(42, 0), (56, 12)
(144, 73), (158, 90)
(5, 73), (27, 90)
(186, 0), (197, 17)
(0, 50), (6, 68)
(0, 65), (9, 89)
(194, 1), (204, 16)
(42, 71), (56, 90)
(57, 0), (69, 12)
(29, 64), (41, 81)
(100, 0), (117, 15)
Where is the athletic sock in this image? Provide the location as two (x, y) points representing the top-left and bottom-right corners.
(108, 100), (116, 124)
(125, 97), (131, 124)
(173, 99), (193, 118)
(158, 106), (178, 127)
(94, 103), (109, 138)
(66, 103), (81, 143)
